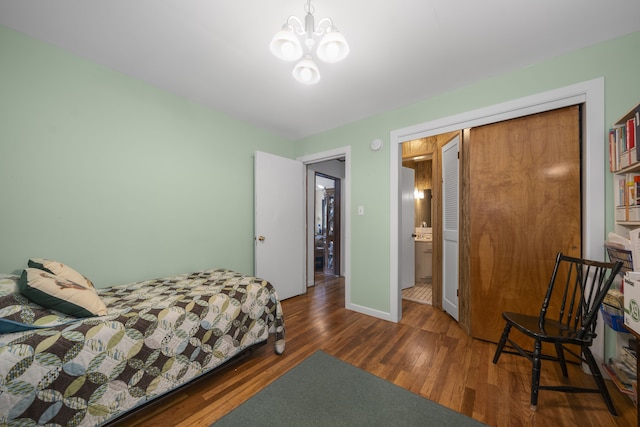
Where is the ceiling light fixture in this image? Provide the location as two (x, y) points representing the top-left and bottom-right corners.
(270, 0), (349, 85)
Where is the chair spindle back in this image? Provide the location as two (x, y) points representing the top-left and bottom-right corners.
(538, 253), (622, 340)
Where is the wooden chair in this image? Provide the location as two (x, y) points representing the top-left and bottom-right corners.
(492, 252), (623, 415)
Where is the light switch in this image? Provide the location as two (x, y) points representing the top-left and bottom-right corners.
(358, 206), (365, 215)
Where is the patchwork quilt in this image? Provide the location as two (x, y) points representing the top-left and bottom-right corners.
(0, 269), (285, 426)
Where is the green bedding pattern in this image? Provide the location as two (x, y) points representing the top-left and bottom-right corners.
(0, 268), (285, 426)
(0, 292), (82, 333)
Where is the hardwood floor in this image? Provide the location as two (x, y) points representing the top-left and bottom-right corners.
(114, 275), (637, 427)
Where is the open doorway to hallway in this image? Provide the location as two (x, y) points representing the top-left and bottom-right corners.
(307, 159), (345, 286)
(314, 173), (341, 278)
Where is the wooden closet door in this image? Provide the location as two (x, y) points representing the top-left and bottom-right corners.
(469, 106), (581, 343)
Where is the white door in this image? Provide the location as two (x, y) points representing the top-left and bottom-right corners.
(254, 151), (306, 300)
(401, 167), (415, 290)
(442, 136), (459, 320)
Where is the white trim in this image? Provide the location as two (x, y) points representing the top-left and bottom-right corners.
(389, 78), (605, 323)
(297, 146), (352, 310)
(348, 302), (395, 322)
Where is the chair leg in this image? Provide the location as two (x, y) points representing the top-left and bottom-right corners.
(530, 339), (542, 411)
(554, 342), (568, 377)
(582, 347), (618, 416)
(493, 323), (512, 364)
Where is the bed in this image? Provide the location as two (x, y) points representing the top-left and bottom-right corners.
(0, 263), (285, 426)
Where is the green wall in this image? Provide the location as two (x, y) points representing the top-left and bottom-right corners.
(0, 25), (292, 286)
(295, 31), (640, 315)
(2, 23), (640, 327)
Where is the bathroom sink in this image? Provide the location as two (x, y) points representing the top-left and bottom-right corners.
(414, 227), (432, 242)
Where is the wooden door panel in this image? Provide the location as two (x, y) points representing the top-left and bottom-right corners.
(469, 106), (581, 344)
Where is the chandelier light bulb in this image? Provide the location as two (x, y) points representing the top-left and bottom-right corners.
(269, 24), (303, 61)
(292, 55), (320, 85)
(316, 28), (349, 63)
(281, 41), (295, 59)
(325, 42), (339, 60)
(301, 68), (312, 82)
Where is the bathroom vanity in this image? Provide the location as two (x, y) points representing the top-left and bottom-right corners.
(415, 227), (433, 282)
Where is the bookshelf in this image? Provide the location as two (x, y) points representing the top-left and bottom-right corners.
(612, 103), (640, 237)
(608, 103), (640, 408)
(622, 327), (640, 420)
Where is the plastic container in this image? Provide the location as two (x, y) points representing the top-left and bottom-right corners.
(601, 304), (626, 332)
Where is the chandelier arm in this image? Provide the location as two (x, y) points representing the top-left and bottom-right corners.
(313, 17), (334, 36)
(286, 15), (305, 35)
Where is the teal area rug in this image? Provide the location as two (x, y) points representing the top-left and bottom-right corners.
(213, 350), (486, 426)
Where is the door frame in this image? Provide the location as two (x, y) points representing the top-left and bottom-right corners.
(298, 146), (351, 309)
(389, 78), (605, 324)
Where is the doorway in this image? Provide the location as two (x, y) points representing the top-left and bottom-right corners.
(300, 148), (350, 310)
(257, 146), (352, 312)
(314, 172), (341, 280)
(401, 152), (433, 305)
(400, 132), (460, 308)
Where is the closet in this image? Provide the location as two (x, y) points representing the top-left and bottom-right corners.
(467, 106), (581, 344)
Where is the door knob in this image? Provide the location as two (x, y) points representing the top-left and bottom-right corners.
(257, 235), (266, 242)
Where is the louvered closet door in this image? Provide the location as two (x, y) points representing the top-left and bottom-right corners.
(469, 106), (581, 343)
(442, 135), (460, 320)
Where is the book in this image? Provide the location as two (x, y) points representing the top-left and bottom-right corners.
(611, 128), (618, 171)
(606, 233), (633, 272)
(607, 232), (631, 249)
(613, 358), (637, 381)
(628, 174), (640, 203)
(618, 125), (629, 168)
(630, 228), (640, 271)
(635, 107), (640, 161)
(628, 117), (636, 152)
(619, 177), (627, 209)
(621, 346), (638, 372)
(603, 361), (636, 395)
(624, 174), (640, 221)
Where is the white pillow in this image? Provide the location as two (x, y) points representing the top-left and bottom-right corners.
(0, 274), (19, 297)
(28, 258), (95, 288)
(18, 268), (107, 317)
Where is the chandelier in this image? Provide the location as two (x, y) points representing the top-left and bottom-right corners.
(269, 1), (349, 85)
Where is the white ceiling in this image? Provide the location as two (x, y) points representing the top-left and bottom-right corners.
(1, 1), (639, 141)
